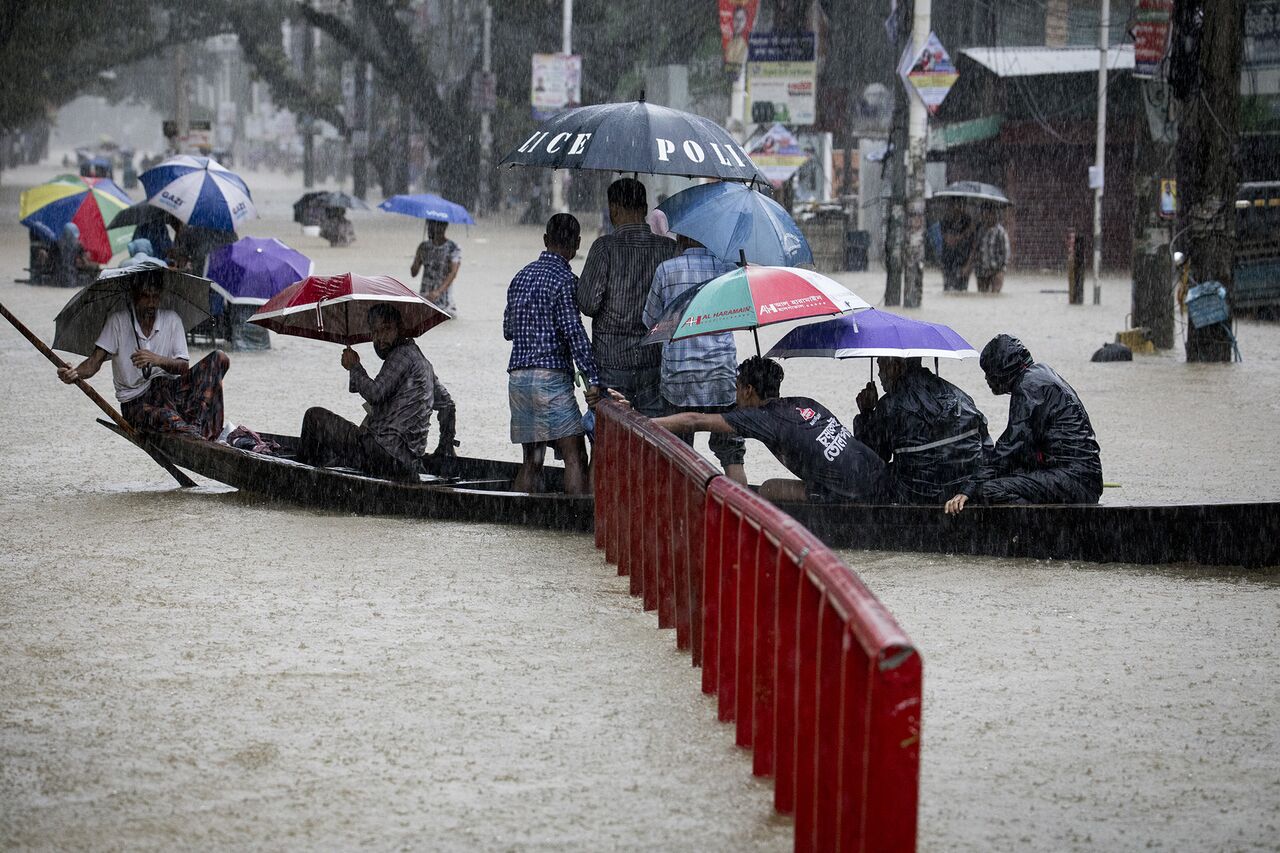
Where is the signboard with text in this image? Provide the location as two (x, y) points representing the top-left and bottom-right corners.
(747, 33), (816, 126)
(1133, 0), (1173, 79)
(900, 32), (957, 115)
(531, 53), (582, 120)
(719, 0), (759, 71)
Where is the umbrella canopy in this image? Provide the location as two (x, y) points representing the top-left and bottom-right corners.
(205, 237), (313, 306)
(657, 182), (812, 267)
(140, 155), (257, 230)
(52, 260), (213, 357)
(248, 273), (450, 345)
(107, 202), (178, 230)
(292, 191), (370, 224)
(378, 194), (475, 224)
(765, 308), (978, 360)
(642, 265), (870, 351)
(19, 174), (133, 263)
(933, 180), (1010, 205)
(499, 98), (769, 184)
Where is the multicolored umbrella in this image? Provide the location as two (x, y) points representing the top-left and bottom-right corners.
(378, 194), (475, 225)
(657, 181), (812, 267)
(140, 155), (256, 231)
(642, 264), (870, 353)
(19, 174), (133, 263)
(205, 237), (312, 306)
(248, 273), (450, 345)
(765, 309), (977, 360)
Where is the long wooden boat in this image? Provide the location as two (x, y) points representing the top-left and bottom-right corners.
(103, 423), (1280, 569)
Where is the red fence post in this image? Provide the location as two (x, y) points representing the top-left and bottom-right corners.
(750, 532), (780, 778)
(734, 517), (762, 747)
(716, 512), (743, 723)
(772, 549), (802, 815)
(655, 452), (676, 628)
(700, 488), (724, 688)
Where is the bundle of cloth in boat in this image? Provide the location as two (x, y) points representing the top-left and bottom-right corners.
(955, 334), (1103, 506)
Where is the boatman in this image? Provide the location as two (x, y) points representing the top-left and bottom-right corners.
(945, 334), (1103, 513)
(635, 355), (887, 503)
(296, 303), (434, 479)
(57, 271), (230, 440)
(853, 356), (991, 504)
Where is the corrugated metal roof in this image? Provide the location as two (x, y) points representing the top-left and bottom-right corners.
(959, 45), (1135, 78)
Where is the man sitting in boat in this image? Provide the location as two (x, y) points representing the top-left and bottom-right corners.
(945, 334), (1103, 513)
(57, 276), (231, 440)
(853, 356), (991, 504)
(647, 355), (887, 503)
(296, 304), (434, 479)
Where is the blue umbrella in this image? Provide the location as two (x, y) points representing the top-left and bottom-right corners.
(205, 237), (313, 306)
(657, 182), (812, 266)
(140, 155), (257, 231)
(766, 309), (977, 361)
(378, 194), (475, 225)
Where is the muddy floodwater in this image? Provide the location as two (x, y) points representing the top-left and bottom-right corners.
(2, 165), (1278, 851)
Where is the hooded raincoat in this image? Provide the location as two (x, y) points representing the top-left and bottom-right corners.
(960, 335), (1103, 504)
(853, 364), (992, 504)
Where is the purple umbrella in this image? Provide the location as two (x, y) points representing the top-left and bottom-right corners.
(765, 309), (977, 374)
(205, 236), (313, 305)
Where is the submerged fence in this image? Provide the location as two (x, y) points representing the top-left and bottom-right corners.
(592, 400), (922, 853)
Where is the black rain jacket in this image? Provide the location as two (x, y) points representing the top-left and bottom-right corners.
(853, 366), (992, 504)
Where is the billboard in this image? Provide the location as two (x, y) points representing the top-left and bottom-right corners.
(900, 32), (957, 115)
(719, 0), (760, 71)
(531, 53), (582, 120)
(747, 33), (816, 126)
(746, 122), (810, 187)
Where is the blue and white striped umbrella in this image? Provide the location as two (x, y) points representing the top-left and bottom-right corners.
(139, 155), (257, 231)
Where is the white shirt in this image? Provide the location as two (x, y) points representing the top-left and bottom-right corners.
(94, 308), (188, 402)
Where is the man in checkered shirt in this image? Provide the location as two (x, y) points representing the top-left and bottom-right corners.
(642, 236), (747, 484)
(504, 214), (600, 494)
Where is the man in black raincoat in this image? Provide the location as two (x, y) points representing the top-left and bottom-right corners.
(853, 357), (991, 504)
(945, 334), (1103, 513)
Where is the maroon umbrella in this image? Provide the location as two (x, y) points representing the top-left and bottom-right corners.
(248, 273), (450, 345)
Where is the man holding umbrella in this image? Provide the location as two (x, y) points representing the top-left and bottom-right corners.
(576, 178), (679, 416)
(56, 272), (231, 439)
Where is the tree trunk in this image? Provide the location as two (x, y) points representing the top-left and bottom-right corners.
(883, 0), (912, 307)
(1130, 81), (1175, 349)
(1174, 0), (1243, 362)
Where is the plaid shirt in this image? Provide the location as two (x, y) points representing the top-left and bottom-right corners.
(642, 248), (737, 407)
(976, 223), (1010, 276)
(504, 251), (599, 386)
(576, 223), (680, 370)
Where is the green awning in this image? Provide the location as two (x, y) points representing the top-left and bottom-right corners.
(931, 114), (1004, 151)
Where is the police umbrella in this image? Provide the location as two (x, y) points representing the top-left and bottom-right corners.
(499, 97), (769, 184)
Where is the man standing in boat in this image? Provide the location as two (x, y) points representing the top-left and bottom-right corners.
(945, 334), (1103, 513)
(57, 275), (230, 440)
(643, 356), (887, 503)
(296, 304), (434, 479)
(853, 356), (991, 504)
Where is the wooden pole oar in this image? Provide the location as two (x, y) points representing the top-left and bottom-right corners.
(0, 300), (197, 488)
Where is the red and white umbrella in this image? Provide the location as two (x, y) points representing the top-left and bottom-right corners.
(248, 273), (449, 345)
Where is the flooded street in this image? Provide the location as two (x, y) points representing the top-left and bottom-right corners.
(2, 165), (1279, 851)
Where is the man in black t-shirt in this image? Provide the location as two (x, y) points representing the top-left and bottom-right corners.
(648, 356), (887, 503)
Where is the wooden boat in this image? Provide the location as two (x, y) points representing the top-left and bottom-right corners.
(103, 423), (1280, 569)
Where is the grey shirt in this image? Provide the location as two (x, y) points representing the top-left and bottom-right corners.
(349, 339), (434, 465)
(576, 222), (680, 371)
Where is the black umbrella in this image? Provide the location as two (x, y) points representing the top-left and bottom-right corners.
(292, 191), (370, 224)
(107, 202), (179, 230)
(499, 97), (768, 184)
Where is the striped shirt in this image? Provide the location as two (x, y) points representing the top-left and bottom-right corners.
(642, 248), (737, 407)
(504, 251), (599, 386)
(576, 222), (680, 371)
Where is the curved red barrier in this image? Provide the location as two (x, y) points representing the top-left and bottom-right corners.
(591, 400), (921, 852)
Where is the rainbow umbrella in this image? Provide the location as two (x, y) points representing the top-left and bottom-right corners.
(19, 174), (133, 263)
(642, 264), (871, 354)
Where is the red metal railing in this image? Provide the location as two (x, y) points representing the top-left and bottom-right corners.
(592, 400), (922, 852)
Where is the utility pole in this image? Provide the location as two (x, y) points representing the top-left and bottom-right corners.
(479, 2), (493, 216)
(1130, 79), (1176, 349)
(174, 45), (190, 155)
(351, 2), (370, 199)
(1091, 0), (1111, 305)
(551, 0), (573, 214)
(883, 0), (912, 307)
(1173, 0), (1243, 362)
(901, 0), (930, 308)
(302, 24), (315, 188)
